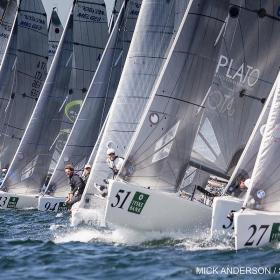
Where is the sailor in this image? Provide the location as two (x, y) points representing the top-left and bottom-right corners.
(0, 168), (7, 186)
(106, 148), (124, 179)
(81, 163), (91, 184)
(64, 164), (85, 207)
(227, 172), (249, 198)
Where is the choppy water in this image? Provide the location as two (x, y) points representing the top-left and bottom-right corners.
(1, 210), (280, 280)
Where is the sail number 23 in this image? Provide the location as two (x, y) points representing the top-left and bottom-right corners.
(111, 189), (131, 209)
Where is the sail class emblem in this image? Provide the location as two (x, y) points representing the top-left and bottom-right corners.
(149, 113), (159, 124)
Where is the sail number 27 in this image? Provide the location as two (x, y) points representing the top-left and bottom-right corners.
(244, 225), (270, 246)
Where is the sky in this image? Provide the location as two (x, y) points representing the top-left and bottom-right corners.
(41, 0), (115, 26)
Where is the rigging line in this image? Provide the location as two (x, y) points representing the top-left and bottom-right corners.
(155, 94), (205, 109)
(4, 123), (24, 130)
(77, 0), (106, 7)
(73, 41), (105, 50)
(17, 49), (48, 59)
(18, 9), (47, 17)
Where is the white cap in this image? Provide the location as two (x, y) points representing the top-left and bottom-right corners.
(244, 178), (251, 188)
(107, 148), (115, 155)
(84, 164), (91, 169)
(1, 168), (7, 172)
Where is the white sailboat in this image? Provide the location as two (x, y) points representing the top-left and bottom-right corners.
(72, 0), (189, 225)
(38, 0), (142, 212)
(234, 71), (280, 249)
(0, 0), (108, 210)
(104, 0), (229, 232)
(0, 0), (17, 66)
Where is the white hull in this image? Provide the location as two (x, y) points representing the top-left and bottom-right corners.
(211, 196), (243, 238)
(235, 209), (280, 250)
(38, 196), (68, 212)
(105, 180), (212, 232)
(0, 191), (38, 209)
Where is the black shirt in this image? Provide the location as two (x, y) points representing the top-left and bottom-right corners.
(69, 173), (85, 196)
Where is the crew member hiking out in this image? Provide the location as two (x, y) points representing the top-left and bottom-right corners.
(64, 164), (85, 207)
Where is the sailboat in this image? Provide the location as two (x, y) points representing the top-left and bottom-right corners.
(233, 71), (280, 249)
(0, 0), (48, 176)
(209, 0), (280, 237)
(211, 90), (273, 237)
(0, 0), (108, 210)
(47, 8), (63, 70)
(72, 0), (189, 225)
(38, 0), (142, 212)
(0, 0), (17, 66)
(104, 0), (230, 232)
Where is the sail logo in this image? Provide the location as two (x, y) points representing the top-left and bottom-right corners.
(7, 197), (19, 208)
(215, 55), (260, 87)
(269, 223), (280, 242)
(128, 192), (149, 214)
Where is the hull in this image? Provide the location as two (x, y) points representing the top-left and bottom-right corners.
(211, 196), (243, 238)
(0, 191), (38, 209)
(105, 180), (212, 232)
(235, 209), (280, 250)
(38, 196), (67, 212)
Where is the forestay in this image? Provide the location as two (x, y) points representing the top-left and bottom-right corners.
(47, 8), (63, 70)
(244, 72), (280, 212)
(2, 0), (108, 195)
(0, 0), (48, 171)
(47, 0), (141, 197)
(0, 0), (17, 66)
(119, 0), (229, 192)
(191, 0), (280, 177)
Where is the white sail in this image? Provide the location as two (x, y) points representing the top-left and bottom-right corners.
(0, 0), (17, 66)
(191, 0), (280, 178)
(243, 72), (280, 212)
(47, 0), (141, 197)
(0, 0), (48, 170)
(47, 8), (63, 70)
(118, 0), (229, 192)
(81, 0), (184, 208)
(1, 0), (108, 195)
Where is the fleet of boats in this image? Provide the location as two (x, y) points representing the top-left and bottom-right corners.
(1, 0), (280, 251)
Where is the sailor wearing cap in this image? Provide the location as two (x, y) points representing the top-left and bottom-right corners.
(106, 148), (124, 178)
(81, 163), (91, 184)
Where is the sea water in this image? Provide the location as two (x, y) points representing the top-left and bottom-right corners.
(0, 210), (279, 279)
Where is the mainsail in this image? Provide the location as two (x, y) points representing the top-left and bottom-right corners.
(0, 0), (48, 170)
(46, 0), (142, 197)
(0, 0), (17, 65)
(243, 72), (280, 212)
(1, 0), (108, 195)
(119, 0), (229, 192)
(191, 0), (280, 178)
(47, 8), (63, 70)
(81, 0), (185, 206)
